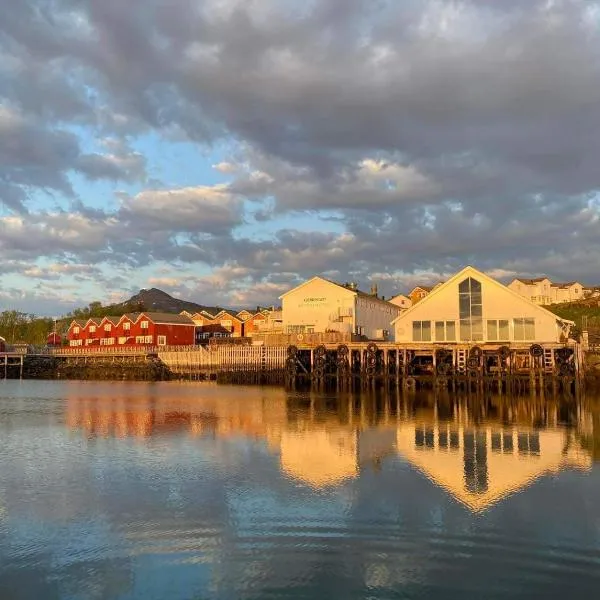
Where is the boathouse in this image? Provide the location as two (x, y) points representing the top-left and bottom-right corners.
(393, 266), (574, 344)
(280, 276), (401, 341)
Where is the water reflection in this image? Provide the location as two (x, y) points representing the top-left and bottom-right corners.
(2, 381), (600, 599)
(62, 383), (598, 512)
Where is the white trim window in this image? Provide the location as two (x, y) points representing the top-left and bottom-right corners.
(104, 324), (112, 332)
(140, 320), (149, 329)
(513, 318), (535, 341)
(118, 337), (127, 345)
(413, 321), (432, 342)
(73, 327), (80, 334)
(70, 339), (83, 346)
(123, 322), (131, 331)
(157, 335), (167, 346)
(434, 321), (456, 342)
(144, 335), (153, 344)
(487, 319), (510, 341)
(89, 325), (96, 333)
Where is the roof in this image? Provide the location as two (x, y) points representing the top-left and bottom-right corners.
(554, 281), (580, 289)
(514, 277), (551, 285)
(279, 276), (401, 309)
(392, 266), (576, 326)
(121, 312), (195, 325)
(410, 285), (434, 293)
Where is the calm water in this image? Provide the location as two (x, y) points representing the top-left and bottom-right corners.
(1, 381), (600, 599)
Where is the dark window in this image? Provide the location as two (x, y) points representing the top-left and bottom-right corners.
(503, 433), (514, 453)
(458, 278), (483, 341)
(425, 429), (435, 448)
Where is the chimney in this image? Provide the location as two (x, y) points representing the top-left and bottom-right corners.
(370, 283), (378, 297)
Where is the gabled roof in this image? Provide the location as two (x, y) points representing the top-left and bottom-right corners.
(69, 319), (88, 328)
(99, 316), (120, 326)
(279, 275), (400, 309)
(392, 266), (575, 326)
(409, 285), (434, 293)
(554, 281), (580, 289)
(117, 312), (195, 325)
(213, 310), (243, 322)
(513, 277), (551, 285)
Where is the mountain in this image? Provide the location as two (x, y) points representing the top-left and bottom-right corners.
(115, 288), (224, 315)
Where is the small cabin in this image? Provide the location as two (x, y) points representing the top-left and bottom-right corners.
(47, 332), (62, 347)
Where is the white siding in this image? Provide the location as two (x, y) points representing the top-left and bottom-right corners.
(395, 267), (566, 343)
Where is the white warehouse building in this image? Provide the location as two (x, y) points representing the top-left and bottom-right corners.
(280, 276), (401, 341)
(392, 266), (574, 345)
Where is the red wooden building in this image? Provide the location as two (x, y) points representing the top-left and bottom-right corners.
(66, 312), (195, 348)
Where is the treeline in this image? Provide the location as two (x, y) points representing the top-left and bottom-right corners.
(64, 300), (146, 321)
(0, 311), (54, 345)
(0, 300), (147, 346)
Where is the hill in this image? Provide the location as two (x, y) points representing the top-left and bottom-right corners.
(118, 288), (223, 315)
(547, 298), (600, 333)
(61, 288), (224, 326)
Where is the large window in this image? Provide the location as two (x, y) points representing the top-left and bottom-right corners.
(487, 319), (509, 341)
(413, 320), (431, 341)
(459, 278), (483, 341)
(435, 321), (456, 341)
(513, 318), (535, 340)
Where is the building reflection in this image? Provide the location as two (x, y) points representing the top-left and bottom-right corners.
(65, 386), (598, 511)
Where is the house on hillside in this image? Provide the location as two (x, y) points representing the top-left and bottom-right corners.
(389, 294), (412, 310)
(280, 276), (401, 341)
(393, 266), (574, 344)
(66, 313), (195, 347)
(408, 283), (444, 305)
(508, 277), (589, 305)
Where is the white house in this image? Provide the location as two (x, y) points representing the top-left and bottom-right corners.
(508, 277), (588, 305)
(280, 276), (401, 341)
(392, 266), (574, 344)
(389, 294), (412, 310)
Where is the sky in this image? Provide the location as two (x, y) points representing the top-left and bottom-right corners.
(1, 0), (600, 316)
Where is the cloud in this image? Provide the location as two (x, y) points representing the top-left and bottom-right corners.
(1, 0), (600, 311)
(120, 185), (242, 234)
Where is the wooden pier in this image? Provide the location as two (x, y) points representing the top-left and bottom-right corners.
(1, 342), (583, 392)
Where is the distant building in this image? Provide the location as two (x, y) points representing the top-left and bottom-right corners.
(408, 282), (444, 305)
(389, 294), (412, 310)
(393, 266), (574, 344)
(66, 312), (195, 347)
(280, 276), (401, 341)
(508, 277), (589, 305)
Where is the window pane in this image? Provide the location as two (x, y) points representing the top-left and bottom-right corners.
(435, 321), (445, 341)
(460, 319), (471, 341)
(446, 321), (456, 341)
(459, 279), (470, 293)
(513, 319), (525, 341)
(498, 320), (509, 340)
(487, 320), (498, 341)
(425, 429), (434, 448)
(471, 318), (483, 341)
(413, 321), (421, 341)
(503, 433), (513, 453)
(422, 321), (431, 341)
(471, 279), (482, 294)
(524, 318), (535, 339)
(450, 431), (460, 449)
(471, 303), (482, 317)
(459, 294), (470, 317)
